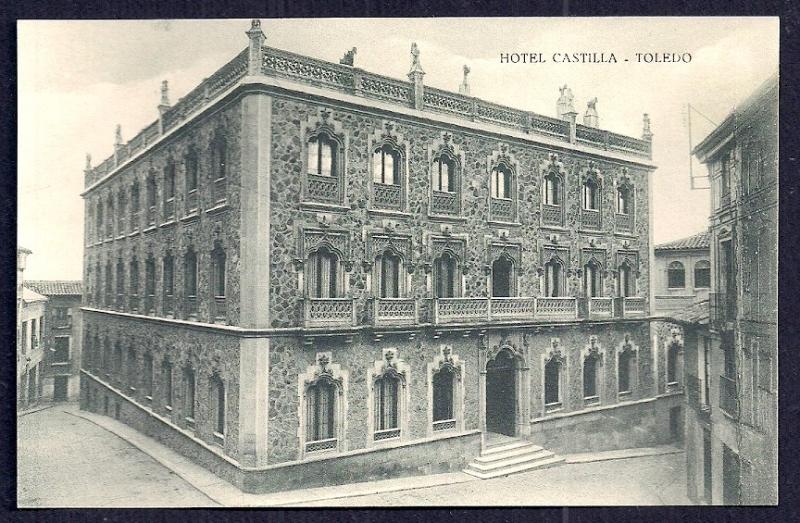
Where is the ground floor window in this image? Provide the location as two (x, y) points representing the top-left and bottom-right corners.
(211, 375), (225, 437)
(374, 374), (400, 439)
(583, 355), (600, 400)
(544, 358), (562, 407)
(618, 350), (634, 393)
(306, 380), (336, 443)
(432, 367), (454, 422)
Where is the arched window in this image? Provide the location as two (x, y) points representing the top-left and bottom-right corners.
(143, 353), (154, 399)
(163, 161), (176, 219)
(96, 200), (104, 240)
(211, 374), (225, 436)
(618, 263), (635, 297)
(694, 260), (711, 288)
(308, 246), (340, 299)
(544, 259), (564, 297)
(583, 354), (600, 400)
(433, 154), (456, 193)
(544, 172), (561, 205)
(307, 133), (337, 177)
(163, 254), (175, 316)
(162, 359), (173, 409)
(145, 255), (156, 314)
(374, 373), (400, 439)
(104, 260), (113, 306)
(434, 251), (460, 299)
(544, 357), (562, 407)
(583, 177), (600, 210)
(183, 366), (196, 420)
(146, 171), (157, 223)
(667, 261), (686, 289)
(432, 366), (454, 423)
(106, 194), (114, 239)
(306, 379), (336, 443)
(377, 250), (402, 298)
(667, 343), (680, 384)
(95, 261), (102, 304)
(491, 164), (513, 199)
(491, 256), (514, 298)
(584, 260), (602, 298)
(618, 350), (634, 393)
(184, 248), (198, 317)
(117, 190), (127, 233)
(617, 185), (631, 215)
(372, 144), (400, 185)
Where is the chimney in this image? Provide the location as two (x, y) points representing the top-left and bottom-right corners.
(459, 65), (471, 95)
(113, 125), (123, 166)
(583, 97), (599, 128)
(158, 80), (171, 134)
(246, 19), (266, 76)
(642, 113), (653, 140)
(407, 42), (425, 111)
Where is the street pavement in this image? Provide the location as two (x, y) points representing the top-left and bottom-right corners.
(17, 404), (217, 507)
(17, 403), (692, 507)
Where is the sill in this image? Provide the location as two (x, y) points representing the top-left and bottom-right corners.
(127, 230), (140, 238)
(368, 208), (411, 218)
(426, 213), (467, 223)
(584, 396), (600, 406)
(299, 201), (349, 212)
(613, 231), (638, 238)
(213, 432), (225, 446)
(129, 387), (137, 393)
(205, 201), (229, 215)
(488, 220), (521, 227)
(544, 404), (564, 415)
(185, 417), (195, 428)
(618, 390), (632, 399)
(165, 405), (173, 412)
(578, 228), (604, 235)
(115, 235), (126, 241)
(51, 362), (71, 367)
(159, 219), (177, 228)
(145, 395), (153, 402)
(143, 225), (157, 234)
(181, 211), (200, 223)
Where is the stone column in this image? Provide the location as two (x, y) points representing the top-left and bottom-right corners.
(237, 91), (273, 466)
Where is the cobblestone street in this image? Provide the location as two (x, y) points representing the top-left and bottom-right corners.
(17, 404), (217, 508)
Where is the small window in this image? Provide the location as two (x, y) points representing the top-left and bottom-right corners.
(212, 375), (225, 435)
(434, 155), (456, 192)
(618, 264), (635, 297)
(308, 247), (339, 299)
(584, 355), (599, 398)
(307, 134), (337, 177)
(145, 257), (156, 298)
(694, 260), (711, 288)
(584, 261), (602, 298)
(162, 360), (173, 409)
(618, 351), (633, 393)
(163, 255), (175, 297)
(432, 367), (454, 422)
(491, 256), (514, 298)
(545, 173), (561, 205)
(667, 261), (686, 289)
(185, 148), (199, 192)
(212, 136), (227, 182)
(183, 367), (196, 420)
(373, 144), (399, 185)
(617, 186), (631, 215)
(492, 164), (512, 199)
(143, 354), (154, 398)
(184, 250), (198, 298)
(667, 343), (680, 384)
(212, 246), (226, 298)
(378, 251), (402, 299)
(53, 337), (69, 363)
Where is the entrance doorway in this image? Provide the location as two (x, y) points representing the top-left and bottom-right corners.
(53, 376), (69, 402)
(485, 350), (516, 436)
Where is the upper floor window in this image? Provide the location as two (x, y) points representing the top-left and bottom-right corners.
(184, 249), (198, 302)
(583, 177), (600, 211)
(162, 359), (173, 409)
(130, 180), (140, 230)
(211, 134), (227, 203)
(667, 261), (685, 289)
(53, 337), (69, 363)
(431, 153), (461, 216)
(618, 263), (635, 297)
(434, 251), (460, 299)
(694, 260), (711, 288)
(211, 244), (226, 299)
(163, 161), (176, 219)
(307, 134), (337, 177)
(544, 172), (561, 206)
(115, 259), (125, 303)
(377, 250), (402, 299)
(146, 171), (157, 225)
(96, 200), (104, 240)
(372, 144), (400, 185)
(491, 256), (514, 298)
(163, 254), (175, 315)
(117, 190), (127, 233)
(145, 256), (156, 313)
(185, 148), (199, 212)
(433, 154), (456, 192)
(491, 164), (513, 199)
(308, 246), (340, 299)
(584, 260), (602, 298)
(720, 155), (731, 198)
(126, 348), (137, 389)
(544, 259), (565, 297)
(616, 186), (631, 215)
(106, 194), (114, 238)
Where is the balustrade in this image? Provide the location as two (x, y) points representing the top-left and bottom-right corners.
(372, 298), (417, 326)
(542, 204), (563, 227)
(433, 298), (490, 324)
(305, 437), (337, 453)
(432, 419), (457, 432)
(623, 297), (647, 316)
(306, 174), (340, 204)
(304, 298), (356, 328)
(373, 182), (403, 210)
(615, 212), (632, 232)
(589, 297), (614, 317)
(489, 297), (536, 321)
(431, 190), (460, 216)
(373, 428), (401, 441)
(536, 297), (578, 320)
(490, 197), (514, 222)
(582, 208), (601, 229)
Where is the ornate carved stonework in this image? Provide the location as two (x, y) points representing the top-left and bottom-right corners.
(615, 249), (640, 274)
(430, 236), (466, 264)
(585, 335), (603, 363)
(487, 240), (522, 267)
(581, 247), (608, 272)
(298, 227), (352, 267)
(545, 338), (564, 364)
(368, 233), (413, 263)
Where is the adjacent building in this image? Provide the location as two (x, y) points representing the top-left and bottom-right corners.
(653, 231), (710, 314)
(79, 20), (680, 493)
(679, 73), (778, 505)
(25, 281), (84, 402)
(18, 247), (47, 411)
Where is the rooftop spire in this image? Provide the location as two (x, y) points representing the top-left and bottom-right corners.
(114, 124), (123, 147)
(583, 97), (599, 128)
(339, 47), (357, 66)
(556, 84), (576, 120)
(246, 19), (266, 75)
(85, 153), (92, 171)
(642, 113), (653, 140)
(408, 42), (425, 75)
(160, 80), (170, 107)
(408, 43), (425, 111)
(459, 65), (471, 95)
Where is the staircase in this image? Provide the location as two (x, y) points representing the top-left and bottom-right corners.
(464, 433), (565, 479)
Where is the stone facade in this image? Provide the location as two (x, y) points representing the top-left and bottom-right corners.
(80, 20), (671, 493)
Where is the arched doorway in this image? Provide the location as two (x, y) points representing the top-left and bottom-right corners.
(485, 349), (517, 436)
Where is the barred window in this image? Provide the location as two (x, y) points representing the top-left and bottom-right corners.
(544, 358), (561, 406)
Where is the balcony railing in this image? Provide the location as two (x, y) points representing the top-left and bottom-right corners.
(432, 419), (457, 432)
(213, 296), (227, 323)
(490, 197), (514, 222)
(588, 297), (614, 318)
(305, 437), (337, 453)
(163, 293), (174, 317)
(304, 298), (356, 328)
(623, 297), (647, 316)
(581, 208), (601, 229)
(615, 212), (632, 233)
(431, 190), (460, 216)
(371, 298), (418, 326)
(306, 173), (340, 204)
(719, 375), (738, 419)
(489, 297), (536, 321)
(374, 428), (401, 441)
(373, 182), (403, 210)
(536, 297), (578, 320)
(542, 203), (563, 227)
(433, 298), (490, 324)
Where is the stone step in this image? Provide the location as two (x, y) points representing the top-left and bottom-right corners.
(475, 443), (546, 463)
(469, 449), (555, 471)
(482, 440), (534, 455)
(463, 455), (566, 480)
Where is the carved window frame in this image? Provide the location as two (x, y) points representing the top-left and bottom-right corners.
(581, 336), (604, 406)
(368, 122), (409, 213)
(367, 232), (413, 299)
(427, 133), (465, 220)
(298, 352), (348, 458)
(616, 333), (639, 400)
(366, 348), (410, 446)
(542, 338), (566, 414)
(427, 344), (466, 436)
(580, 162), (603, 230)
(615, 248), (640, 297)
(297, 227), (352, 299)
(428, 234), (467, 299)
(541, 154), (566, 228)
(301, 109), (348, 208)
(487, 144), (519, 224)
(614, 171), (636, 233)
(487, 240), (522, 298)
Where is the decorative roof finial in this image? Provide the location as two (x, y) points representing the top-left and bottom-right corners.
(160, 80), (170, 107)
(584, 97), (599, 128)
(339, 47), (357, 66)
(459, 64), (471, 95)
(556, 84), (576, 120)
(85, 153), (92, 171)
(114, 124), (123, 147)
(408, 42), (425, 75)
(246, 19), (266, 75)
(642, 113), (653, 140)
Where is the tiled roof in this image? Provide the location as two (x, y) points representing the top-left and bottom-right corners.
(22, 287), (48, 303)
(664, 299), (709, 324)
(654, 230), (710, 251)
(24, 280), (83, 296)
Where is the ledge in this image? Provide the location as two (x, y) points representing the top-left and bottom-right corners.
(531, 390), (684, 424)
(205, 202), (229, 215)
(299, 201), (351, 213)
(426, 213), (468, 224)
(487, 220), (522, 228)
(367, 208), (412, 219)
(181, 211), (200, 223)
(143, 225), (157, 234)
(159, 219), (177, 228)
(538, 224), (569, 233)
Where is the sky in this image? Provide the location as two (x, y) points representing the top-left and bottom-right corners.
(18, 17), (778, 280)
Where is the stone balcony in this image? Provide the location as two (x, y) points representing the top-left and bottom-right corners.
(587, 297), (614, 318)
(488, 297), (536, 321)
(535, 297), (578, 320)
(303, 298), (356, 329)
(371, 297), (418, 327)
(621, 296), (647, 317)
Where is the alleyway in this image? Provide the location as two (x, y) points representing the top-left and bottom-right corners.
(17, 404), (217, 507)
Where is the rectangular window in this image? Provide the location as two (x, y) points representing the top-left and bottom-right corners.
(375, 378), (399, 431)
(184, 368), (195, 419)
(53, 337), (69, 363)
(163, 361), (173, 409)
(143, 354), (153, 398)
(31, 319), (38, 348)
